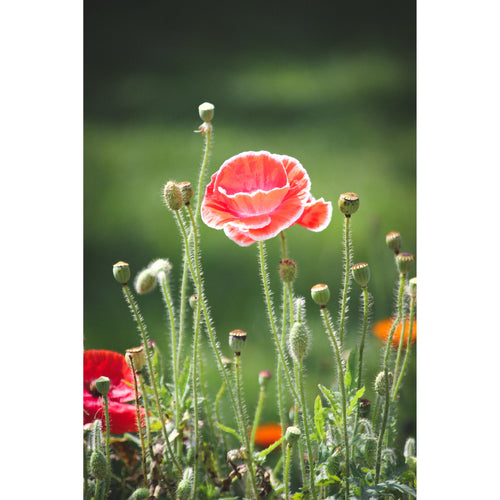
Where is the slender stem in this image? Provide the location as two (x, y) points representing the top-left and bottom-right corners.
(392, 314), (408, 385)
(137, 373), (153, 457)
(194, 122), (212, 221)
(121, 284), (182, 474)
(234, 354), (260, 499)
(214, 380), (230, 452)
(130, 359), (148, 486)
(294, 364), (307, 490)
(339, 216), (352, 346)
(392, 294), (416, 401)
(250, 385), (267, 453)
(102, 395), (111, 497)
(177, 253), (190, 376)
(257, 241), (299, 403)
(297, 359), (318, 500)
(191, 299), (202, 497)
(284, 443), (292, 500)
(374, 273), (406, 483)
(320, 307), (350, 500)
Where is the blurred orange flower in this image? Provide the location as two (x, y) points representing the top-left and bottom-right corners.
(372, 318), (416, 348)
(253, 423), (283, 448)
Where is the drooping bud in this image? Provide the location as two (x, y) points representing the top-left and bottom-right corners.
(129, 488), (150, 500)
(374, 371), (394, 396)
(338, 192), (360, 217)
(89, 450), (108, 481)
(189, 294), (199, 310)
(126, 346), (147, 373)
(164, 181), (183, 211)
(279, 259), (297, 283)
(258, 370), (272, 388)
(178, 181), (194, 205)
(134, 267), (157, 294)
(94, 376), (110, 396)
(351, 262), (370, 288)
(229, 329), (247, 356)
(288, 321), (310, 362)
(311, 283), (330, 308)
(149, 258), (172, 276)
(198, 102), (215, 122)
(113, 261), (130, 285)
(408, 277), (417, 298)
(396, 252), (415, 276)
(285, 426), (301, 447)
(386, 231), (402, 254)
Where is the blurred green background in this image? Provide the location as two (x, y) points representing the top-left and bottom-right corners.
(84, 1), (416, 439)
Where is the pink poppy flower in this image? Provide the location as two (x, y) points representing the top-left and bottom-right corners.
(201, 151), (332, 246)
(84, 349), (145, 434)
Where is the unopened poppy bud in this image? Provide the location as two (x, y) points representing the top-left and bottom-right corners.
(189, 294), (199, 310)
(285, 426), (300, 446)
(396, 252), (415, 276)
(126, 346), (146, 373)
(113, 261), (130, 285)
(129, 488), (150, 500)
(404, 437), (416, 459)
(338, 192), (360, 217)
(311, 283), (330, 307)
(364, 438), (378, 468)
(89, 450), (108, 481)
(164, 181), (183, 211)
(150, 258), (172, 275)
(259, 369), (272, 388)
(326, 454), (341, 476)
(176, 468), (193, 500)
(229, 329), (247, 355)
(198, 102), (215, 122)
(134, 267), (157, 294)
(288, 321), (310, 362)
(279, 259), (297, 283)
(351, 262), (370, 288)
(386, 231), (402, 254)
(94, 376), (110, 396)
(374, 371), (393, 396)
(408, 277), (417, 298)
(178, 181), (194, 205)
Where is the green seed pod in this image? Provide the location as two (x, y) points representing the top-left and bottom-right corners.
(396, 252), (415, 276)
(125, 346), (146, 373)
(178, 181), (194, 205)
(338, 192), (360, 217)
(128, 488), (150, 500)
(351, 262), (370, 288)
(386, 231), (402, 254)
(113, 261), (130, 285)
(198, 102), (215, 122)
(94, 376), (110, 396)
(311, 283), (330, 307)
(258, 369), (272, 388)
(164, 181), (183, 211)
(279, 259), (297, 283)
(374, 371), (393, 396)
(134, 267), (157, 294)
(89, 450), (108, 481)
(408, 277), (417, 298)
(288, 321), (310, 362)
(285, 426), (300, 447)
(229, 329), (247, 355)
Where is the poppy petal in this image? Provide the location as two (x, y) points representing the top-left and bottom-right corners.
(296, 197), (332, 231)
(223, 224), (256, 246)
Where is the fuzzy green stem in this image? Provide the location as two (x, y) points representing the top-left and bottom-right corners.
(191, 299), (202, 498)
(294, 364), (308, 490)
(234, 354), (260, 499)
(392, 294), (416, 401)
(320, 307), (350, 499)
(102, 395), (111, 497)
(194, 123), (212, 221)
(121, 284), (182, 475)
(130, 359), (148, 486)
(374, 273), (406, 483)
(284, 443), (292, 500)
(392, 315), (408, 385)
(137, 373), (153, 457)
(250, 384), (267, 453)
(177, 252), (190, 374)
(339, 216), (352, 346)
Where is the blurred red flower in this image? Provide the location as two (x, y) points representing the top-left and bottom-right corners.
(372, 318), (417, 348)
(201, 151), (332, 246)
(253, 422), (283, 448)
(84, 349), (145, 434)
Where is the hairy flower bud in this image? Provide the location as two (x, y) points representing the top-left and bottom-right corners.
(351, 262), (370, 288)
(374, 371), (393, 396)
(164, 181), (183, 211)
(178, 181), (194, 205)
(396, 252), (415, 276)
(311, 283), (330, 307)
(113, 261), (130, 285)
(94, 376), (110, 396)
(89, 450), (108, 481)
(338, 192), (360, 217)
(364, 437), (378, 468)
(386, 231), (402, 254)
(125, 346), (146, 373)
(288, 321), (310, 362)
(129, 488), (150, 500)
(229, 329), (247, 356)
(279, 259), (297, 283)
(150, 258), (172, 276)
(258, 370), (272, 388)
(134, 267), (157, 294)
(198, 102), (215, 122)
(285, 426), (300, 446)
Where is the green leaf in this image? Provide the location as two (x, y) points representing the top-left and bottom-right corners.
(347, 386), (366, 416)
(215, 422), (241, 442)
(314, 395), (326, 441)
